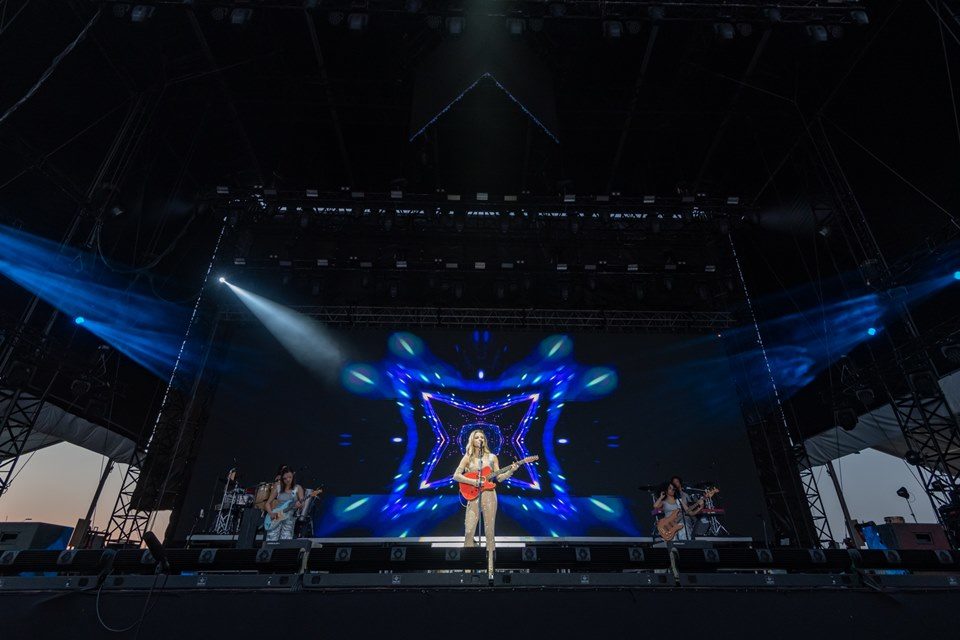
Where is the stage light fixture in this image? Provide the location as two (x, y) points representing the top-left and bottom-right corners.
(765, 8), (782, 23)
(851, 10), (869, 25)
(218, 277), (227, 284)
(905, 450), (923, 466)
(807, 25), (828, 42)
(909, 371), (939, 396)
(648, 6), (665, 21)
(348, 13), (368, 31)
(602, 21), (623, 39)
(834, 407), (858, 431)
(447, 16), (465, 35)
(74, 316), (85, 325)
(506, 17), (525, 35)
(477, 192), (488, 201)
(855, 387), (875, 406)
(940, 343), (960, 363)
(328, 11), (344, 26)
(896, 486), (910, 500)
(866, 327), (878, 336)
(626, 21), (641, 35)
(230, 8), (252, 25)
(714, 23), (735, 40)
(530, 18), (544, 32)
(131, 5), (155, 23)
(405, 0), (422, 12)
(953, 270), (960, 280)
(426, 15), (441, 29)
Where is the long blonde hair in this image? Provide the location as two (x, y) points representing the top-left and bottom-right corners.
(465, 429), (491, 458)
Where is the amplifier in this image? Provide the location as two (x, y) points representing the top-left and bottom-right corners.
(876, 523), (951, 551)
(0, 522), (73, 550)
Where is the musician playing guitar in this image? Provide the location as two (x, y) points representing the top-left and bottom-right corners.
(452, 429), (537, 580)
(264, 466), (303, 543)
(653, 480), (704, 541)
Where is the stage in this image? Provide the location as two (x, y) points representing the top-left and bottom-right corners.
(1, 580), (957, 640)
(184, 534), (756, 547)
(2, 536), (959, 638)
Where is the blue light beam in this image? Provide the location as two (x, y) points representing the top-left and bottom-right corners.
(0, 225), (195, 378)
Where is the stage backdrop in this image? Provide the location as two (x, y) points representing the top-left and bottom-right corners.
(174, 327), (768, 540)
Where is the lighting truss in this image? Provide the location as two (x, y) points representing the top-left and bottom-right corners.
(100, 1), (868, 25)
(210, 188), (747, 230)
(106, 223), (230, 547)
(219, 305), (735, 333)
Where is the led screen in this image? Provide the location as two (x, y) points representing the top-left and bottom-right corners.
(175, 327), (767, 540)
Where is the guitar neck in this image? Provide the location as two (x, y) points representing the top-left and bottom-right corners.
(488, 461), (527, 480)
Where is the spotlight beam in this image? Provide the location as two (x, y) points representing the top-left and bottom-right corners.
(225, 282), (343, 380)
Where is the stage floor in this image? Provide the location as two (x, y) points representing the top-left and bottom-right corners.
(185, 534), (755, 547)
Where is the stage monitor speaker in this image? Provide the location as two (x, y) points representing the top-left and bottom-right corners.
(0, 522), (73, 551)
(236, 509), (260, 549)
(876, 523), (951, 551)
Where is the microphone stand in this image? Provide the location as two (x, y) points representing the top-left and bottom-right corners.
(476, 454), (489, 580)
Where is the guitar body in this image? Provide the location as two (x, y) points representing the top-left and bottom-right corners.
(655, 488), (719, 541)
(657, 509), (685, 541)
(263, 487), (323, 532)
(459, 467), (496, 501)
(263, 499), (294, 532)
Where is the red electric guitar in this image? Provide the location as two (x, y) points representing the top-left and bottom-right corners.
(458, 456), (539, 500)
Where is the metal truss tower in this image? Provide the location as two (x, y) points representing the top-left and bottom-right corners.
(728, 236), (832, 547)
(104, 224), (228, 547)
(811, 119), (960, 546)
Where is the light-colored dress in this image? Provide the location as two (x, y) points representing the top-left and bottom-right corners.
(265, 484), (301, 543)
(455, 454), (514, 574)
